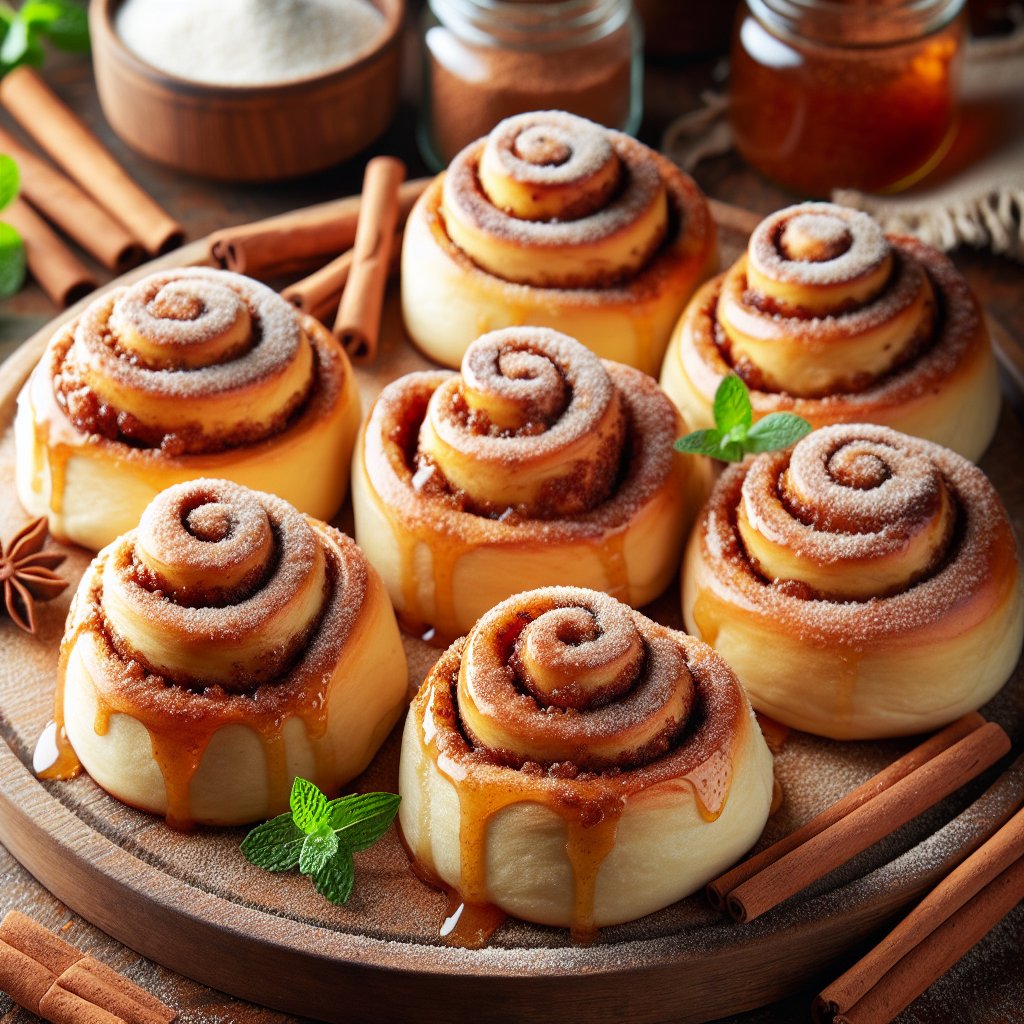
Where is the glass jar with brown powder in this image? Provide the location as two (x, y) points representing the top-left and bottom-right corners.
(419, 0), (642, 169)
(730, 0), (966, 196)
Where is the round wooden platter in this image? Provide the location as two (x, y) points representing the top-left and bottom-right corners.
(0, 214), (1022, 1024)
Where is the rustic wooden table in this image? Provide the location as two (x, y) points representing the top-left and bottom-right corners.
(0, 35), (1022, 1024)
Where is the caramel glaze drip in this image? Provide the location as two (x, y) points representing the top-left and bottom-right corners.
(362, 328), (680, 645)
(35, 479), (367, 829)
(408, 588), (745, 945)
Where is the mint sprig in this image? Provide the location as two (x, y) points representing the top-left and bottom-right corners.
(241, 777), (400, 905)
(0, 1), (90, 77)
(0, 153), (24, 297)
(674, 375), (811, 463)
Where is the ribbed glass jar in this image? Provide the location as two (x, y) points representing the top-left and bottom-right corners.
(730, 0), (966, 196)
(419, 0), (643, 170)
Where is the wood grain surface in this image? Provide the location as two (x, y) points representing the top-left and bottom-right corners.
(0, 214), (1021, 1023)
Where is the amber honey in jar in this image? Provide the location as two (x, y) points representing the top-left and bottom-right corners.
(729, 0), (966, 196)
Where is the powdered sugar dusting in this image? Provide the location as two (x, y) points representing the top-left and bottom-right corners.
(749, 203), (889, 287)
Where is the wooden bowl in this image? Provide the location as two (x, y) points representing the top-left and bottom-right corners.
(89, 0), (404, 182)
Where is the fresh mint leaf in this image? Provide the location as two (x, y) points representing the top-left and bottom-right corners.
(674, 429), (724, 458)
(674, 375), (812, 464)
(327, 793), (401, 852)
(35, 1), (89, 52)
(20, 1), (67, 25)
(242, 779), (399, 906)
(0, 14), (34, 67)
(240, 812), (305, 872)
(290, 776), (329, 834)
(311, 846), (355, 905)
(299, 828), (339, 875)
(0, 154), (18, 211)
(712, 374), (752, 435)
(0, 222), (25, 297)
(746, 412), (813, 453)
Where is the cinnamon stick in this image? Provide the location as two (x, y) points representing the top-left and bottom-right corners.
(708, 712), (985, 911)
(0, 67), (183, 255)
(0, 126), (144, 272)
(724, 721), (1010, 923)
(0, 912), (176, 1024)
(282, 228), (404, 324)
(832, 854), (1024, 1024)
(208, 177), (427, 280)
(4, 197), (96, 307)
(816, 780), (1024, 1021)
(334, 156), (405, 364)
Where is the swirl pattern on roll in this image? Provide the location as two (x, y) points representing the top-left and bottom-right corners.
(102, 479), (329, 691)
(720, 204), (934, 397)
(50, 478), (409, 827)
(53, 268), (315, 453)
(398, 586), (773, 934)
(354, 326), (702, 642)
(443, 111), (669, 289)
(683, 423), (1023, 738)
(416, 328), (626, 517)
(660, 202), (999, 461)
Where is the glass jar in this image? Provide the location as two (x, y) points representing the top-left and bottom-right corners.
(419, 0), (643, 170)
(729, 0), (966, 196)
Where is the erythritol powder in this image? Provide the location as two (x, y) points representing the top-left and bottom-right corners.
(116, 0), (386, 86)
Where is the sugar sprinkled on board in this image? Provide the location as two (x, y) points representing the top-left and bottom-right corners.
(116, 0), (386, 87)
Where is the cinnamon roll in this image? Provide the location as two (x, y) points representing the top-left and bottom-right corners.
(15, 268), (361, 551)
(399, 587), (774, 934)
(47, 479), (408, 828)
(401, 110), (717, 376)
(353, 326), (709, 645)
(682, 424), (1023, 740)
(660, 203), (1000, 461)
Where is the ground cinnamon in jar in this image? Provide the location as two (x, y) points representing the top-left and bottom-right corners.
(419, 0), (642, 168)
(729, 0), (966, 196)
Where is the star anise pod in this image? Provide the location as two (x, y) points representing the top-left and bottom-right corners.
(0, 517), (69, 634)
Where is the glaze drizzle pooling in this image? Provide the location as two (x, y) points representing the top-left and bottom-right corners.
(37, 478), (409, 829)
(400, 587), (770, 944)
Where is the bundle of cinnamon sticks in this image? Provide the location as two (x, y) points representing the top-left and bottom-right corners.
(0, 67), (183, 306)
(0, 910), (177, 1024)
(208, 161), (429, 365)
(708, 713), (1024, 1024)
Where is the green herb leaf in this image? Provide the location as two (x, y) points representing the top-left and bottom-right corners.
(712, 373), (753, 435)
(0, 154), (19, 211)
(0, 221), (25, 297)
(240, 812), (305, 872)
(35, 1), (89, 52)
(746, 412), (814, 453)
(299, 828), (340, 875)
(674, 429), (725, 458)
(0, 14), (36, 68)
(674, 375), (812, 464)
(327, 792), (401, 852)
(290, 776), (329, 834)
(311, 846), (355, 905)
(241, 779), (400, 907)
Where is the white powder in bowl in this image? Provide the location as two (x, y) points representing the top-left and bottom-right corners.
(116, 0), (387, 87)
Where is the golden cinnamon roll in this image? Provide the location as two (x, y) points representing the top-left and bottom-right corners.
(353, 326), (710, 645)
(15, 267), (361, 551)
(660, 203), (1000, 461)
(682, 424), (1023, 740)
(47, 479), (408, 828)
(401, 110), (717, 376)
(399, 587), (774, 934)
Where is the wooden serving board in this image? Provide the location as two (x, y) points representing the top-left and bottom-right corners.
(0, 212), (1022, 1024)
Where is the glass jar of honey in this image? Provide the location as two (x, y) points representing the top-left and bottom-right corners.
(729, 0), (966, 196)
